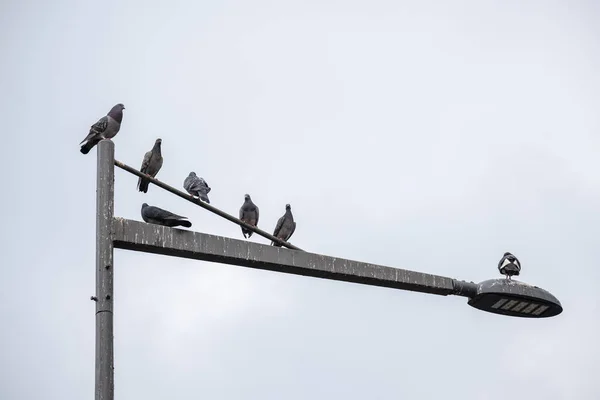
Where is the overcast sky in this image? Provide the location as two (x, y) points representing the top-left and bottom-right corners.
(1, 0), (599, 399)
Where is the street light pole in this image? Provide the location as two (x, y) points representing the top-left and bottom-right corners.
(92, 139), (562, 400)
(95, 140), (115, 400)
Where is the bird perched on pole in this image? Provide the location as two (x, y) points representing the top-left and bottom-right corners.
(498, 252), (521, 280)
(141, 203), (191, 228)
(239, 194), (259, 238)
(80, 103), (125, 154)
(183, 172), (211, 204)
(137, 138), (163, 193)
(271, 204), (296, 246)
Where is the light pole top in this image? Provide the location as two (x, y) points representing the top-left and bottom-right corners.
(99, 138), (564, 319)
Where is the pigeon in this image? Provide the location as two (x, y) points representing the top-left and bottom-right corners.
(183, 172), (211, 204)
(80, 103), (125, 154)
(239, 194), (259, 238)
(498, 252), (521, 280)
(271, 204), (296, 246)
(141, 203), (192, 228)
(137, 139), (163, 193)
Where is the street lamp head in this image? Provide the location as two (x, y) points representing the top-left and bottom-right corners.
(467, 278), (562, 318)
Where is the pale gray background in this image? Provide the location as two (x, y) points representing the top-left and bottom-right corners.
(1, 0), (599, 399)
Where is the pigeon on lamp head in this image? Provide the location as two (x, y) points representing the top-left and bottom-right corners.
(271, 203), (296, 247)
(183, 172), (211, 204)
(137, 138), (163, 193)
(239, 194), (259, 238)
(141, 203), (192, 228)
(498, 251), (521, 280)
(80, 103), (125, 154)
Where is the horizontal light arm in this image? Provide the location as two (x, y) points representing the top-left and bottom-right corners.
(112, 218), (473, 297)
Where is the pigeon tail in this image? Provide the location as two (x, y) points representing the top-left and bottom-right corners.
(175, 220), (192, 228)
(242, 228), (253, 238)
(80, 139), (99, 155)
(199, 193), (210, 204)
(137, 177), (150, 193)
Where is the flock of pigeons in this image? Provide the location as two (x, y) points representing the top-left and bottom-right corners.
(79, 103), (297, 246)
(80, 103), (523, 277)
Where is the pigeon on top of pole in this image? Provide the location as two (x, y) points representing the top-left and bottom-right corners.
(271, 204), (296, 246)
(137, 138), (163, 193)
(141, 203), (191, 228)
(498, 252), (521, 280)
(80, 103), (125, 154)
(239, 194), (259, 238)
(183, 172), (211, 204)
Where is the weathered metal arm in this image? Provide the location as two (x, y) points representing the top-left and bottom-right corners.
(113, 217), (474, 297)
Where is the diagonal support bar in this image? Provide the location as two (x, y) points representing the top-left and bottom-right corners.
(113, 218), (462, 296)
(114, 160), (302, 250)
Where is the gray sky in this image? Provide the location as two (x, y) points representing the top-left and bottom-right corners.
(1, 0), (599, 399)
